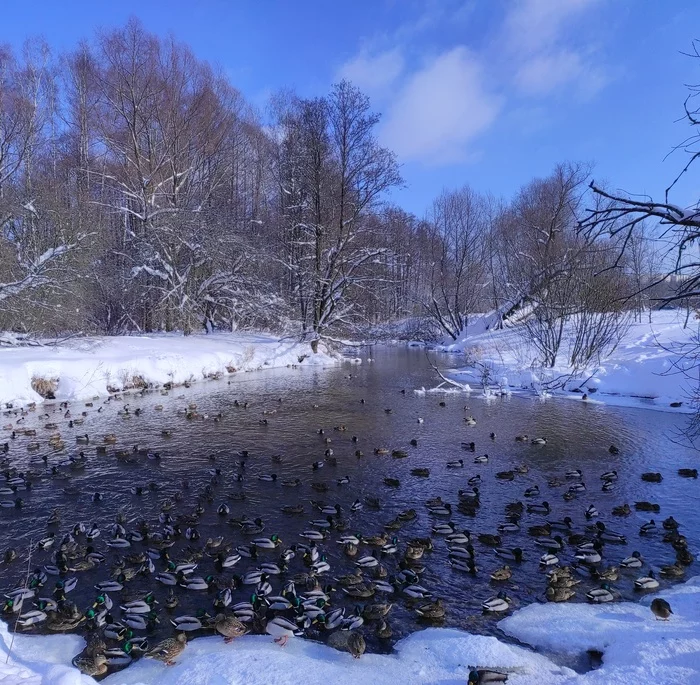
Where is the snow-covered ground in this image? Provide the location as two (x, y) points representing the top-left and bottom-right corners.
(0, 333), (335, 408)
(441, 310), (700, 412)
(0, 577), (697, 685)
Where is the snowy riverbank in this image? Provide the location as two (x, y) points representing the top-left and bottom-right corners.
(440, 310), (700, 412)
(0, 333), (335, 408)
(0, 577), (698, 685)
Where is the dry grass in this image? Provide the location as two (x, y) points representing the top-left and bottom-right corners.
(31, 376), (58, 399)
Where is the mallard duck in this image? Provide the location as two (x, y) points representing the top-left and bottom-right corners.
(212, 613), (248, 642)
(659, 563), (685, 578)
(514, 435), (528, 442)
(662, 516), (679, 530)
(282, 478), (301, 487)
(364, 532), (388, 546)
(478, 533), (501, 547)
(411, 468), (430, 477)
(495, 547), (523, 562)
(651, 597), (672, 620)
(535, 535), (564, 550)
(446, 459), (464, 468)
(490, 565), (512, 581)
(265, 615), (302, 645)
(376, 619), (392, 639)
(634, 570), (659, 590)
(639, 520), (656, 535)
(327, 630), (366, 658)
(678, 468), (698, 478)
(496, 471), (514, 481)
(474, 454), (488, 464)
(612, 503), (631, 517)
(586, 584), (615, 603)
(415, 598), (445, 619)
(146, 632), (187, 665)
(596, 522), (627, 544)
(546, 586), (575, 602)
(531, 437), (547, 445)
(383, 477), (400, 487)
(482, 591), (511, 612)
(565, 469), (583, 479)
(641, 472), (662, 483)
(621, 551), (643, 568)
(528, 524), (551, 537)
(526, 501), (551, 515)
(343, 583), (375, 599)
(72, 653), (108, 677)
(585, 504), (599, 519)
(363, 602), (393, 620)
(468, 669), (509, 684)
(171, 614), (204, 632)
(593, 565), (619, 581)
(540, 553), (559, 566)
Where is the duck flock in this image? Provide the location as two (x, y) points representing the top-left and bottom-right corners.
(0, 379), (696, 681)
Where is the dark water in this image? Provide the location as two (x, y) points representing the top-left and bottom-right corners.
(0, 347), (697, 669)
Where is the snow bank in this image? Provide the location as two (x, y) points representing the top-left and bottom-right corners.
(0, 333), (335, 408)
(443, 310), (700, 411)
(499, 576), (700, 685)
(1, 578), (699, 684)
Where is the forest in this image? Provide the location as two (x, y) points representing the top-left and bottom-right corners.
(0, 19), (679, 366)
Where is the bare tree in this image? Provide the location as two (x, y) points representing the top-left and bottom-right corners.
(423, 185), (489, 340)
(272, 81), (402, 350)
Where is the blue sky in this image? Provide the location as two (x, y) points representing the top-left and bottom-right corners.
(3, 0), (700, 215)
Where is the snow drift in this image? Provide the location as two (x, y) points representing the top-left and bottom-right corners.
(0, 333), (334, 408)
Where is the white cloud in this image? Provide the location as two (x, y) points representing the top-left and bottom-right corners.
(503, 0), (608, 97)
(380, 47), (502, 164)
(337, 49), (404, 98)
(515, 49), (607, 97)
(503, 0), (599, 54)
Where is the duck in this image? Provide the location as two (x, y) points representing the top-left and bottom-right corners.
(171, 614), (204, 632)
(545, 581), (576, 600)
(474, 454), (489, 464)
(540, 553), (559, 566)
(585, 505), (599, 520)
(531, 437), (547, 445)
(265, 615), (303, 645)
(446, 459), (464, 468)
(495, 547), (523, 562)
(490, 565), (512, 581)
(651, 598), (673, 620)
(535, 535), (564, 551)
(146, 633), (187, 665)
(526, 501), (551, 515)
(634, 570), (659, 590)
(586, 584), (615, 603)
(641, 472), (662, 483)
(327, 630), (366, 658)
(639, 520), (656, 535)
(482, 591), (511, 613)
(678, 468), (698, 478)
(659, 563), (685, 578)
(621, 551), (643, 569)
(612, 503), (631, 517)
(71, 653), (108, 677)
(363, 602), (394, 620)
(596, 522), (627, 544)
(514, 435), (528, 442)
(468, 668), (509, 684)
(662, 516), (679, 530)
(211, 613), (248, 642)
(415, 598), (445, 619)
